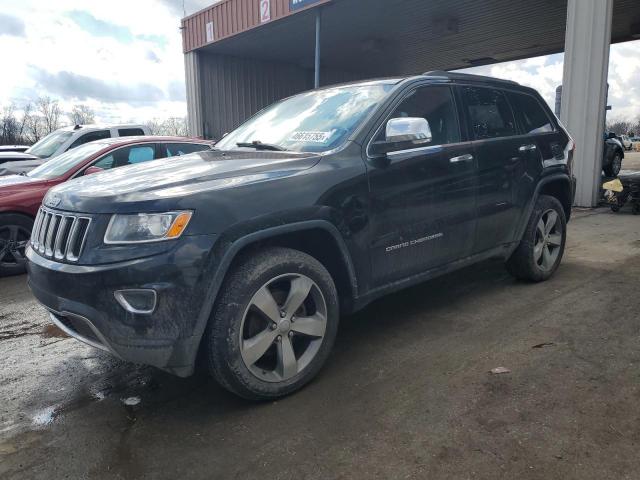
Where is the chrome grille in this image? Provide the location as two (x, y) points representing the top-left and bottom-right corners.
(30, 208), (91, 262)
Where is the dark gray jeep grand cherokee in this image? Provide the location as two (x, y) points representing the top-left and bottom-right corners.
(27, 72), (575, 400)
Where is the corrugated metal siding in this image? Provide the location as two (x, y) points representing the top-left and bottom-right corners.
(199, 53), (309, 140)
(182, 0), (332, 53)
(197, 52), (359, 140)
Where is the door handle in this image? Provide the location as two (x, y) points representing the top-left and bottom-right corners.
(449, 154), (474, 163)
(518, 144), (537, 152)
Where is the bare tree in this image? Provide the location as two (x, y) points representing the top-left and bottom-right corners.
(25, 114), (45, 143)
(145, 117), (188, 136)
(36, 96), (62, 134)
(144, 119), (162, 135)
(1, 104), (18, 144)
(607, 118), (635, 136)
(17, 102), (32, 141)
(69, 104), (96, 125)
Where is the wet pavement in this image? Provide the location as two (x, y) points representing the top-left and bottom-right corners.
(1, 209), (640, 479)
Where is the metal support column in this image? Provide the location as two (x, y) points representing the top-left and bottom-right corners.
(560, 0), (613, 207)
(184, 51), (205, 138)
(314, 9), (321, 88)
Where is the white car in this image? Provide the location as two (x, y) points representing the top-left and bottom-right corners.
(620, 134), (632, 151)
(0, 124), (151, 175)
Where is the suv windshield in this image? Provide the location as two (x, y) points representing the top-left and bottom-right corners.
(27, 142), (108, 180)
(26, 130), (74, 158)
(216, 82), (395, 153)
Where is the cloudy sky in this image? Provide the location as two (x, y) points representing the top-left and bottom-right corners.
(0, 0), (638, 124)
(0, 0), (210, 123)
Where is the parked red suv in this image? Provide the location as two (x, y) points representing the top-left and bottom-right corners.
(0, 136), (213, 276)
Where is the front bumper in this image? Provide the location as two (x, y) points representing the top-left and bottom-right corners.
(27, 234), (218, 376)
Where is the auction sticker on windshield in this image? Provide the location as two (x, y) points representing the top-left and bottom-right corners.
(289, 131), (333, 143)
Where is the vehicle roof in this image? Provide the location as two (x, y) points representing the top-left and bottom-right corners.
(88, 135), (212, 147)
(57, 123), (148, 132)
(326, 71), (522, 90)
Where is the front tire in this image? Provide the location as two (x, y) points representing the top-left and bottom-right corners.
(0, 214), (33, 277)
(506, 195), (567, 282)
(205, 247), (339, 400)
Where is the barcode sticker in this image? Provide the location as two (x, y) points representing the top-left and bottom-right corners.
(288, 131), (333, 143)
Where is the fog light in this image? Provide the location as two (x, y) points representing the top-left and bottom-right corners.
(114, 289), (157, 314)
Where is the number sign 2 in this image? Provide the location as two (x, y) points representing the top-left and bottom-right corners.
(260, 0), (271, 23)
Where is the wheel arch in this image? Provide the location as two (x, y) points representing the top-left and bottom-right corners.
(182, 220), (359, 374)
(0, 210), (36, 221)
(514, 174), (572, 244)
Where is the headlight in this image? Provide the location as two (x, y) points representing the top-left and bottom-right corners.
(104, 211), (193, 244)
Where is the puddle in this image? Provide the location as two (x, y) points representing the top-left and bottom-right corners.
(41, 324), (68, 339)
(0, 322), (68, 341)
(31, 406), (58, 427)
(122, 397), (141, 406)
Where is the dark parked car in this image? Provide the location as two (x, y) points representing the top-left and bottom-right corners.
(27, 72), (575, 399)
(603, 131), (624, 177)
(0, 137), (213, 276)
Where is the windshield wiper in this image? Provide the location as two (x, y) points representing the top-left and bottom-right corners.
(236, 140), (287, 151)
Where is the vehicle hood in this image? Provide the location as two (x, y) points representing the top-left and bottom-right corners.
(0, 151), (39, 163)
(49, 150), (322, 213)
(0, 159), (45, 176)
(0, 174), (49, 190)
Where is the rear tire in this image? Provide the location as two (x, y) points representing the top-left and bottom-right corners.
(604, 152), (622, 177)
(0, 214), (33, 277)
(204, 247), (339, 400)
(506, 195), (566, 282)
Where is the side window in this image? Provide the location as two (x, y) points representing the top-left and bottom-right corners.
(92, 154), (115, 170)
(68, 130), (111, 150)
(508, 92), (555, 134)
(462, 87), (516, 140)
(118, 128), (145, 137)
(374, 85), (460, 148)
(121, 145), (156, 166)
(164, 143), (209, 157)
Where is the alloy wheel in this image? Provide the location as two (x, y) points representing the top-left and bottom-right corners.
(239, 273), (327, 383)
(533, 209), (563, 272)
(0, 225), (30, 269)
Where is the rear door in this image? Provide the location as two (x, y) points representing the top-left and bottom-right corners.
(367, 84), (477, 286)
(459, 86), (530, 253)
(506, 89), (566, 211)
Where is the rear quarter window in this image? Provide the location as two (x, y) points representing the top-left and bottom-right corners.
(118, 128), (146, 137)
(507, 92), (555, 134)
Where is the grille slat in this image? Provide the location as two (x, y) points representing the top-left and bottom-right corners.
(31, 207), (91, 263)
(31, 210), (44, 250)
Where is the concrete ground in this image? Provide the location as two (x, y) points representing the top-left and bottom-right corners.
(622, 150), (640, 171)
(1, 209), (640, 479)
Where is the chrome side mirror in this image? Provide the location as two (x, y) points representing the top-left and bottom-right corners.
(386, 117), (432, 144)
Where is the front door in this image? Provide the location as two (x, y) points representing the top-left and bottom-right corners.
(367, 84), (477, 286)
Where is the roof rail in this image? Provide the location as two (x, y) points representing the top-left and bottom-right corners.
(422, 70), (519, 86)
